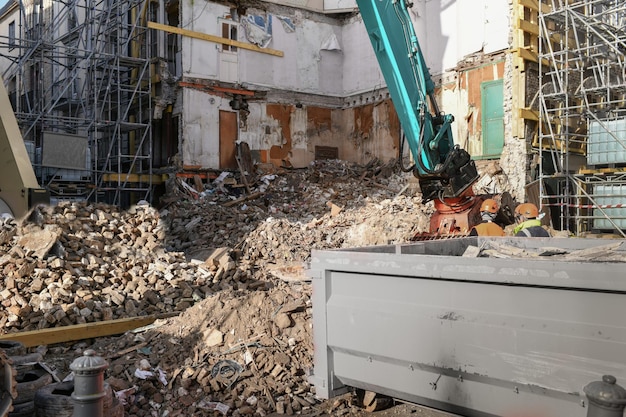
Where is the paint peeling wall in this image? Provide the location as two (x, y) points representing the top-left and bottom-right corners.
(437, 60), (506, 157)
(178, 0), (512, 171)
(240, 15), (344, 94)
(238, 100), (399, 167)
(341, 0), (510, 148)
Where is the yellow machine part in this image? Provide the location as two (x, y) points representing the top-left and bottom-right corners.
(0, 76), (42, 218)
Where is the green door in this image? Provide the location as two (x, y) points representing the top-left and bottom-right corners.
(481, 79), (504, 158)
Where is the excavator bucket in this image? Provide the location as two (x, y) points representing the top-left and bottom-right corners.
(413, 192), (516, 240)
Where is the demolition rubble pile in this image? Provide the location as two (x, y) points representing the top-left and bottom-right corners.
(0, 159), (436, 416)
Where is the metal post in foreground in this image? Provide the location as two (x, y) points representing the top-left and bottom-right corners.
(70, 349), (109, 417)
(584, 375), (626, 417)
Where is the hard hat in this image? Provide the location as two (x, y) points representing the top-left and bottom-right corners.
(515, 203), (539, 219)
(480, 199), (499, 214)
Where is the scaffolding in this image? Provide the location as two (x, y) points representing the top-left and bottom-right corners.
(0, 0), (154, 207)
(538, 0), (626, 236)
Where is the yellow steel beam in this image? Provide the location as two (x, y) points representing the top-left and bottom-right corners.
(147, 21), (284, 57)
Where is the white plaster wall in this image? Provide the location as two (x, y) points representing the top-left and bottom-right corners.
(296, 19), (324, 91)
(179, 0), (511, 168)
(483, 0), (510, 54)
(181, 89), (225, 167)
(341, 15), (385, 95)
(291, 107), (308, 149)
(439, 77), (472, 152)
(239, 103), (287, 151)
(324, 0), (356, 12)
(180, 0), (510, 96)
(423, 0), (509, 73)
(240, 13), (343, 94)
(343, 0), (510, 83)
(180, 0), (227, 79)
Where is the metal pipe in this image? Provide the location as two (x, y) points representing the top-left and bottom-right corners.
(70, 349), (109, 417)
(584, 375), (626, 417)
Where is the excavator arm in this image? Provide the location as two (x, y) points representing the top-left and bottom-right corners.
(0, 76), (49, 218)
(356, 0), (479, 203)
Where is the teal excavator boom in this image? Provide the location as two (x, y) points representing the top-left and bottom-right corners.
(356, 0), (479, 203)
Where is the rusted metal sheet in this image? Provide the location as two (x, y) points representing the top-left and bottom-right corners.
(310, 237), (626, 417)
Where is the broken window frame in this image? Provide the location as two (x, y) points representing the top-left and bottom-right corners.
(220, 19), (238, 53)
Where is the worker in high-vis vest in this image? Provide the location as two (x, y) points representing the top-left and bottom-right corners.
(513, 202), (550, 237)
(469, 198), (505, 237)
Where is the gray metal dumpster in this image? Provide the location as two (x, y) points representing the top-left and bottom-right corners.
(309, 237), (626, 417)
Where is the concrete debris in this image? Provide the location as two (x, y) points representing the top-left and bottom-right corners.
(0, 159), (508, 416)
(477, 240), (626, 261)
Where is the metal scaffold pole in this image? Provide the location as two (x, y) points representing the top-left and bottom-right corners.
(0, 0), (154, 208)
(538, 0), (626, 236)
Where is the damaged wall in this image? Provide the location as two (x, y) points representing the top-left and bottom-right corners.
(181, 89), (224, 167)
(501, 53), (527, 201)
(238, 100), (399, 167)
(437, 58), (506, 157)
(180, 1), (224, 80)
(177, 0), (512, 172)
(179, 0), (349, 168)
(240, 15), (344, 95)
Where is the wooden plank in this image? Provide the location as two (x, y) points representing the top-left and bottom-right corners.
(193, 174), (204, 193)
(176, 171), (217, 180)
(519, 107), (539, 121)
(518, 19), (539, 37)
(102, 173), (167, 183)
(516, 47), (538, 63)
(518, 0), (551, 14)
(515, 47), (552, 68)
(533, 139), (586, 155)
(513, 4), (525, 51)
(579, 167), (626, 175)
(0, 314), (176, 348)
(147, 21), (284, 57)
(235, 154), (252, 195)
(222, 191), (263, 207)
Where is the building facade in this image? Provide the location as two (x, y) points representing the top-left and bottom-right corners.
(0, 0), (517, 206)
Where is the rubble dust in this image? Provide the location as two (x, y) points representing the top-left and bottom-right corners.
(0, 159), (492, 417)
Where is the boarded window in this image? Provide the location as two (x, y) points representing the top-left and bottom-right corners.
(221, 21), (238, 52)
(315, 146), (338, 160)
